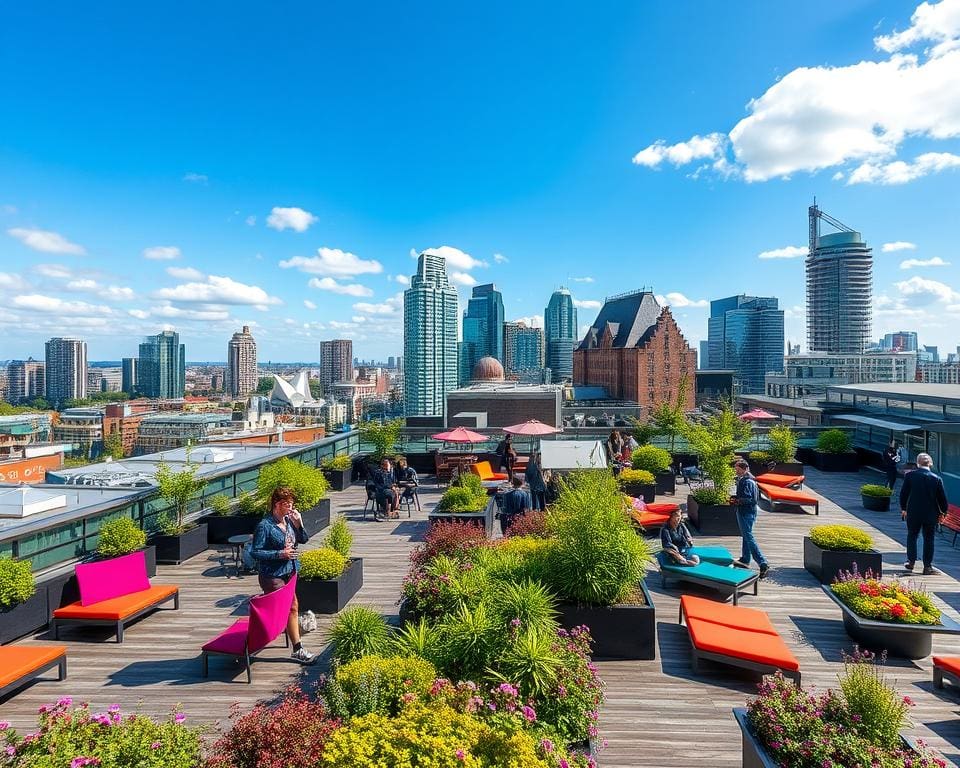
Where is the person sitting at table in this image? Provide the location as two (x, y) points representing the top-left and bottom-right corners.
(499, 476), (531, 535)
(524, 452), (547, 511)
(660, 508), (700, 566)
(371, 458), (400, 519)
(396, 456), (419, 505)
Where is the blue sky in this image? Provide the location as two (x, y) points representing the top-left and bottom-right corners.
(1, 0), (959, 362)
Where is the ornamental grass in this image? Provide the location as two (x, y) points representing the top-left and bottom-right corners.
(831, 569), (941, 625)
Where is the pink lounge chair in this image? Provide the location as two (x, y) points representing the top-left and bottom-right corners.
(201, 574), (296, 683)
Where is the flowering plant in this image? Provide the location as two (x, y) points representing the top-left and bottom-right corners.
(400, 554), (489, 621)
(831, 570), (941, 625)
(0, 699), (202, 768)
(409, 520), (489, 569)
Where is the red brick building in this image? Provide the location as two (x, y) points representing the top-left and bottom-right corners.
(574, 290), (696, 410)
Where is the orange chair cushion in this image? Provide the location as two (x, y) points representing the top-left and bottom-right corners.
(645, 503), (680, 514)
(934, 656), (960, 677)
(630, 510), (671, 529)
(686, 617), (799, 671)
(680, 595), (778, 635)
(53, 585), (178, 621)
(471, 461), (508, 481)
(0, 645), (67, 689)
(758, 483), (818, 505)
(757, 473), (804, 488)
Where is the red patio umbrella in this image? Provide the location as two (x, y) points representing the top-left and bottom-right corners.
(740, 408), (776, 421)
(431, 426), (488, 443)
(502, 419), (561, 436)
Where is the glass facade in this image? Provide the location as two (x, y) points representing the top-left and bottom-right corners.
(459, 284), (504, 384)
(545, 289), (577, 381)
(707, 295), (784, 395)
(137, 330), (185, 399)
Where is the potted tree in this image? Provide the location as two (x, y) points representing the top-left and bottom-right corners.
(650, 377), (694, 470)
(765, 424), (802, 475)
(257, 457), (331, 536)
(861, 483), (893, 511)
(617, 469), (656, 503)
(96, 516), (156, 576)
(813, 428), (859, 472)
(630, 444), (674, 495)
(0, 557), (47, 644)
(150, 461), (209, 564)
(203, 492), (262, 544)
(359, 418), (403, 466)
(295, 518), (363, 613)
(321, 455), (353, 492)
(803, 524), (882, 584)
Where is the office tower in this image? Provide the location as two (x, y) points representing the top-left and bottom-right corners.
(698, 341), (709, 370)
(388, 356), (396, 369)
(319, 339), (354, 390)
(575, 290), (696, 409)
(503, 321), (545, 376)
(403, 252), (459, 416)
(459, 283), (505, 384)
(545, 288), (578, 381)
(225, 325), (258, 398)
(880, 331), (918, 352)
(806, 203), (872, 354)
(707, 295), (784, 394)
(45, 337), (87, 406)
(7, 358), (45, 403)
(137, 330), (185, 399)
(121, 357), (138, 394)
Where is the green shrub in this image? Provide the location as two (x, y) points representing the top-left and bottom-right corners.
(486, 578), (558, 636)
(748, 450), (772, 463)
(327, 606), (390, 664)
(691, 487), (731, 506)
(390, 616), (444, 666)
(436, 603), (496, 682)
(489, 628), (563, 701)
(810, 524), (873, 552)
(630, 444), (671, 474)
(861, 484), (893, 498)
(321, 455), (352, 472)
(358, 419), (403, 461)
(454, 471), (485, 496)
(96, 516), (147, 559)
(326, 654), (436, 719)
(817, 428), (853, 454)
(839, 652), (911, 749)
(257, 457), (329, 509)
(436, 486), (486, 513)
(618, 468), (655, 486)
(682, 403), (750, 499)
(0, 557), (35, 610)
(208, 494), (232, 516)
(767, 424), (798, 464)
(237, 491), (262, 516)
(299, 547), (348, 580)
(155, 460), (206, 534)
(324, 517), (353, 557)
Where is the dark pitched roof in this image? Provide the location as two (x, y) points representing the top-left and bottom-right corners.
(577, 291), (662, 350)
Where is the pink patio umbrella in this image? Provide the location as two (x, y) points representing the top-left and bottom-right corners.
(431, 426), (489, 473)
(740, 408), (777, 421)
(502, 419), (561, 437)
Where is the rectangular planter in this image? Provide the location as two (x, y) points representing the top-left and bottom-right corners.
(428, 510), (493, 538)
(686, 496), (741, 536)
(0, 589), (49, 644)
(813, 452), (859, 472)
(556, 580), (656, 660)
(622, 482), (656, 504)
(204, 514), (260, 544)
(750, 460), (804, 477)
(151, 523), (209, 565)
(802, 537), (882, 584)
(655, 471), (676, 496)
(296, 557), (363, 614)
(323, 467), (352, 492)
(301, 499), (331, 538)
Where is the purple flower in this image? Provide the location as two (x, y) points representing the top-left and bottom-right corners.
(540, 738), (554, 753)
(151, 742), (161, 750)
(455, 748), (465, 761)
(174, 712), (186, 724)
(56, 697), (73, 708)
(521, 705), (536, 722)
(0, 722), (8, 731)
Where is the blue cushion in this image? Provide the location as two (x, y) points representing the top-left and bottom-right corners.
(658, 556), (755, 586)
(687, 546), (734, 566)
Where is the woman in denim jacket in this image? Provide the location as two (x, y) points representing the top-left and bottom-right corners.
(250, 486), (315, 664)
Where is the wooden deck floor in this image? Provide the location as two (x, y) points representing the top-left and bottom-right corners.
(3, 470), (960, 766)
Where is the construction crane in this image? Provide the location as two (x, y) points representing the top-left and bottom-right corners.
(808, 198), (855, 252)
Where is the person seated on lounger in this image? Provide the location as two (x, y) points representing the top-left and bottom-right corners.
(660, 509), (701, 566)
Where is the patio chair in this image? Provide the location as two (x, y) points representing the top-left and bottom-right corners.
(679, 464), (703, 487)
(432, 450), (453, 486)
(399, 486), (420, 515)
(362, 484), (385, 521)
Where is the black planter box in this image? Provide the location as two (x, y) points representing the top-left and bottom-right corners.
(862, 493), (892, 511)
(151, 523), (209, 565)
(686, 496), (741, 536)
(750, 460), (804, 477)
(323, 467), (352, 492)
(802, 537), (882, 584)
(296, 557), (363, 614)
(0, 589), (49, 644)
(622, 482), (656, 504)
(556, 580), (656, 660)
(301, 499), (331, 537)
(821, 584), (960, 659)
(655, 471), (676, 496)
(428, 510), (493, 538)
(204, 514), (260, 544)
(813, 452), (859, 472)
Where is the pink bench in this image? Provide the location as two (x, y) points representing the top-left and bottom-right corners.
(52, 551), (179, 643)
(201, 573), (297, 683)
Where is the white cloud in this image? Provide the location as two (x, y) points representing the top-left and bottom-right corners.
(148, 302), (230, 321)
(128, 309), (149, 319)
(875, 0), (960, 56)
(143, 245), (181, 260)
(882, 241), (918, 252)
(352, 301), (398, 315)
(894, 275), (960, 304)
(632, 133), (727, 169)
(450, 271), (477, 286)
(847, 152), (960, 185)
(154, 275), (282, 308)
(655, 292), (709, 308)
(63, 278), (135, 302)
(571, 276), (595, 283)
(8, 227), (86, 255)
(166, 266), (204, 281)
(183, 172), (208, 184)
(493, 253), (509, 264)
(0, 272), (26, 290)
(303, 299), (317, 310)
(245, 215), (256, 227)
(13, 294), (113, 315)
(574, 299), (602, 310)
(307, 277), (374, 297)
(66, 279), (97, 291)
(266, 206), (318, 232)
(758, 245), (807, 260)
(420, 246), (488, 270)
(279, 247), (383, 277)
(34, 264), (72, 279)
(100, 285), (135, 301)
(393, 274), (410, 286)
(513, 315), (544, 329)
(900, 256), (951, 269)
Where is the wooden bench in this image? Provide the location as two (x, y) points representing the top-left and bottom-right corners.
(52, 550), (179, 643)
(0, 645), (67, 699)
(758, 482), (819, 515)
(939, 504), (960, 546)
(679, 594), (800, 684)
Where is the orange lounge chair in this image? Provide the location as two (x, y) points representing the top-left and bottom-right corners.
(471, 461), (508, 482)
(0, 645), (67, 698)
(758, 482), (819, 515)
(628, 502), (679, 531)
(934, 656), (960, 691)
(679, 594), (800, 684)
(756, 472), (804, 489)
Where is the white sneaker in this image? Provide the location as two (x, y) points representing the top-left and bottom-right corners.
(291, 647), (317, 665)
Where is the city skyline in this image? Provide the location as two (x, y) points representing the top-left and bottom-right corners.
(1, 1), (959, 361)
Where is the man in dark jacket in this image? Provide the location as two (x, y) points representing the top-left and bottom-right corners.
(901, 452), (949, 575)
(731, 460), (770, 578)
(882, 440), (901, 490)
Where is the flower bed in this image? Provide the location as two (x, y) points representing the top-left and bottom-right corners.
(831, 572), (941, 625)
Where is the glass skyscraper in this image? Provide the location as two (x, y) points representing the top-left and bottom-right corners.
(459, 283), (504, 384)
(45, 337), (87, 407)
(545, 288), (577, 381)
(707, 295), (784, 395)
(504, 321), (544, 376)
(403, 253), (459, 416)
(137, 330), (185, 399)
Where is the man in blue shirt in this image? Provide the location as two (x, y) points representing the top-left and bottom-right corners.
(901, 452), (949, 575)
(731, 459), (770, 578)
(499, 477), (531, 536)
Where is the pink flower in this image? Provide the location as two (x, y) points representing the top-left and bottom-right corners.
(455, 748), (466, 761)
(56, 697), (73, 708)
(540, 738), (554, 753)
(174, 713), (186, 724)
(521, 705), (536, 722)
(151, 742), (161, 750)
